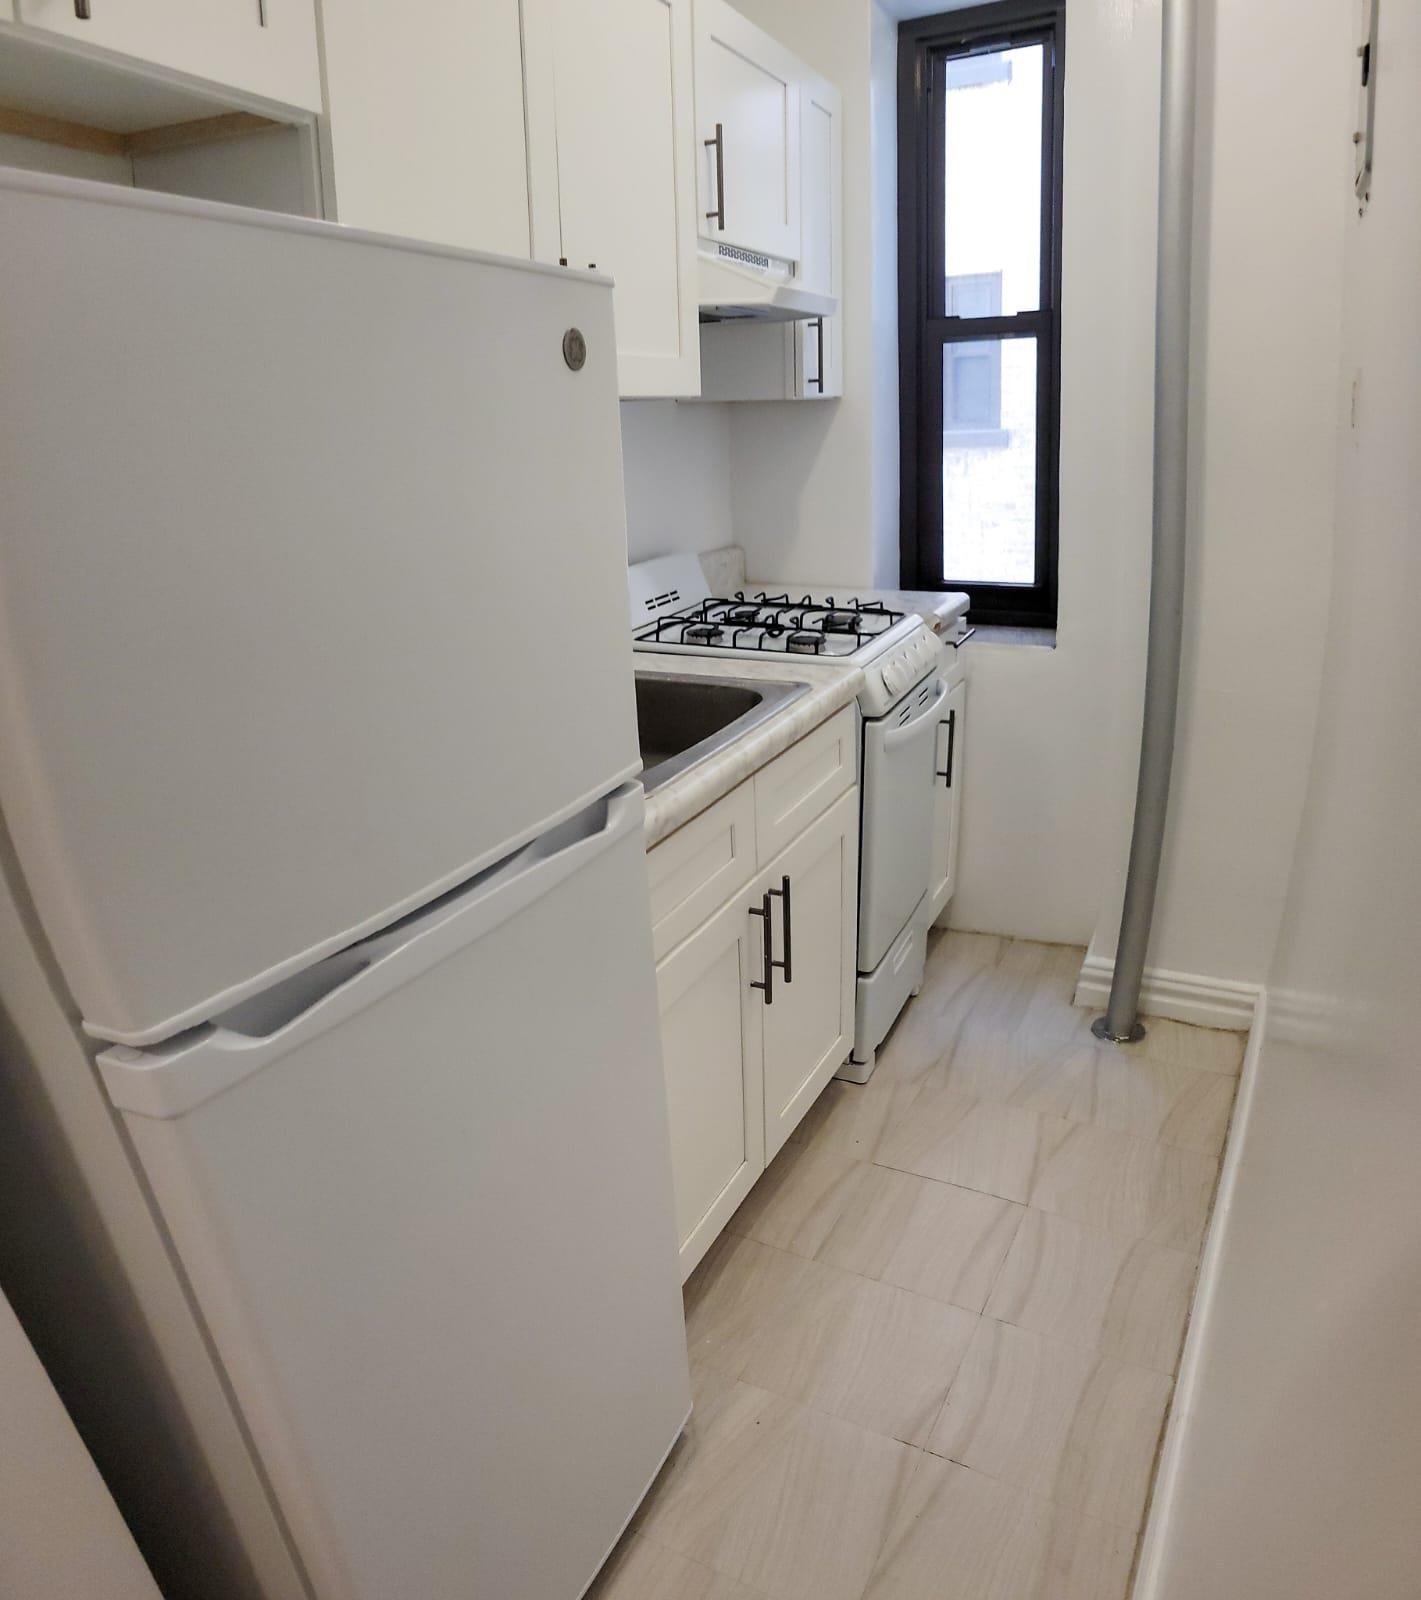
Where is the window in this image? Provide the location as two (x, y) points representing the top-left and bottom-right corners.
(898, 1), (1064, 624)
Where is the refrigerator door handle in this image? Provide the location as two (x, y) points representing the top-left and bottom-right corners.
(98, 786), (647, 1119)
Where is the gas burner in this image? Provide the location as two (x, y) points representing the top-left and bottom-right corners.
(819, 611), (860, 634)
(725, 604), (762, 625)
(683, 622), (723, 644)
(785, 632), (823, 655)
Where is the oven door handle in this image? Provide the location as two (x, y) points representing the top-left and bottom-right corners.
(881, 679), (948, 751)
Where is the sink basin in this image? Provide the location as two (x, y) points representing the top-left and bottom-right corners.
(635, 672), (808, 795)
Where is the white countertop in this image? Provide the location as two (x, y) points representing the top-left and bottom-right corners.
(636, 655), (862, 849)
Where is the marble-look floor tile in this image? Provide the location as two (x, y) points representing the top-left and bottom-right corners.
(986, 1209), (1196, 1374)
(587, 1532), (772, 1599)
(878, 1087), (1070, 1204)
(1029, 1120), (1219, 1251)
(816, 1164), (1023, 1314)
(1010, 1048), (1237, 1156)
(788, 1071), (924, 1164)
(1130, 1016), (1245, 1076)
(737, 1258), (978, 1447)
(863, 1454), (1136, 1600)
(928, 1318), (1173, 1531)
(730, 1139), (868, 1260)
(684, 1235), (822, 1378)
(639, 1380), (920, 1600)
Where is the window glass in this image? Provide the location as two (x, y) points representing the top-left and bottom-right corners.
(943, 44), (1043, 317)
(943, 336), (1037, 584)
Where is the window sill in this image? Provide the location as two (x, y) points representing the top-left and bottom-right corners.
(968, 623), (1057, 649)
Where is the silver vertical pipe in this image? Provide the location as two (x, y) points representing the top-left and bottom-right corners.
(1095, 0), (1199, 1044)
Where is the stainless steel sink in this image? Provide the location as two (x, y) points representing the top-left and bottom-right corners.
(635, 672), (808, 795)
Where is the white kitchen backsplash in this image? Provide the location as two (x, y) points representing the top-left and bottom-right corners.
(619, 400), (733, 564)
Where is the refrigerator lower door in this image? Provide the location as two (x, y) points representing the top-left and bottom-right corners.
(98, 786), (689, 1600)
(0, 171), (640, 1047)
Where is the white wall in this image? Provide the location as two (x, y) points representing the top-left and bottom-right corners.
(1087, 0), (1352, 987)
(1141, 4), (1421, 1589)
(619, 400), (734, 563)
(921, 0), (1164, 945)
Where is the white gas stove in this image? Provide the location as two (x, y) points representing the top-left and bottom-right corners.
(629, 554), (972, 1081)
(628, 553), (947, 718)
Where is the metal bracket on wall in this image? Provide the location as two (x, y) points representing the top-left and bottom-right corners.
(1354, 0), (1379, 212)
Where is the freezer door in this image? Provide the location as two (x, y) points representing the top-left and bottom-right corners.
(99, 786), (690, 1600)
(0, 172), (640, 1045)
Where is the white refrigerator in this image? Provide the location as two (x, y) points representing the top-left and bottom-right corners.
(0, 171), (690, 1600)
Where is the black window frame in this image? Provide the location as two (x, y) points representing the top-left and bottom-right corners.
(898, 0), (1066, 627)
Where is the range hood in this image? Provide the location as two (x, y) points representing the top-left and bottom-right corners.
(698, 243), (837, 323)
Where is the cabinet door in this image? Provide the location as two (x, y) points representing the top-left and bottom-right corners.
(693, 0), (800, 262)
(321, 0), (529, 257)
(16, 0), (321, 111)
(929, 680), (967, 925)
(759, 786), (858, 1160)
(531, 0), (700, 397)
(656, 891), (765, 1281)
(793, 68), (842, 399)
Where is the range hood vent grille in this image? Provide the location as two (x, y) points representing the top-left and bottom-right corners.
(717, 242), (772, 271)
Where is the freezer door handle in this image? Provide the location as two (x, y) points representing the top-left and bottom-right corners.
(98, 786), (647, 1119)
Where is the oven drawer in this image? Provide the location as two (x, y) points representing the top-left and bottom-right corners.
(647, 778), (758, 960)
(753, 705), (857, 864)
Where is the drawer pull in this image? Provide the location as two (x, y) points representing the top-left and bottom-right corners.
(768, 875), (792, 984)
(705, 122), (725, 227)
(749, 891), (774, 1004)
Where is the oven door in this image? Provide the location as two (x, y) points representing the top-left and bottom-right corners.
(858, 675), (947, 972)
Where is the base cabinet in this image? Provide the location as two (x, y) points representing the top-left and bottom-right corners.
(928, 678), (967, 925)
(760, 788), (857, 1160)
(653, 747), (858, 1282)
(656, 890), (765, 1277)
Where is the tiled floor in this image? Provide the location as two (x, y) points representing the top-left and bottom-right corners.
(592, 933), (1243, 1600)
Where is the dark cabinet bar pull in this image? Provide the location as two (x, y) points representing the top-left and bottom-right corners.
(257, 0), (268, 25)
(74, 0), (91, 17)
(811, 319), (825, 393)
(936, 708), (957, 787)
(767, 875), (792, 984)
(704, 122), (725, 227)
(749, 892), (774, 1004)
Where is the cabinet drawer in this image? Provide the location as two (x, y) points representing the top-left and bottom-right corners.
(647, 779), (756, 960)
(753, 705), (856, 864)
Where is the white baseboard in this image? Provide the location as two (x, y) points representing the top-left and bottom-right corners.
(1073, 954), (1260, 1031)
(1129, 988), (1268, 1600)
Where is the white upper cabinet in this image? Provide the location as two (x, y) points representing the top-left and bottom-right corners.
(695, 49), (843, 403)
(794, 67), (843, 399)
(693, 0), (800, 264)
(525, 0), (700, 397)
(320, 0), (530, 258)
(13, 0), (321, 111)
